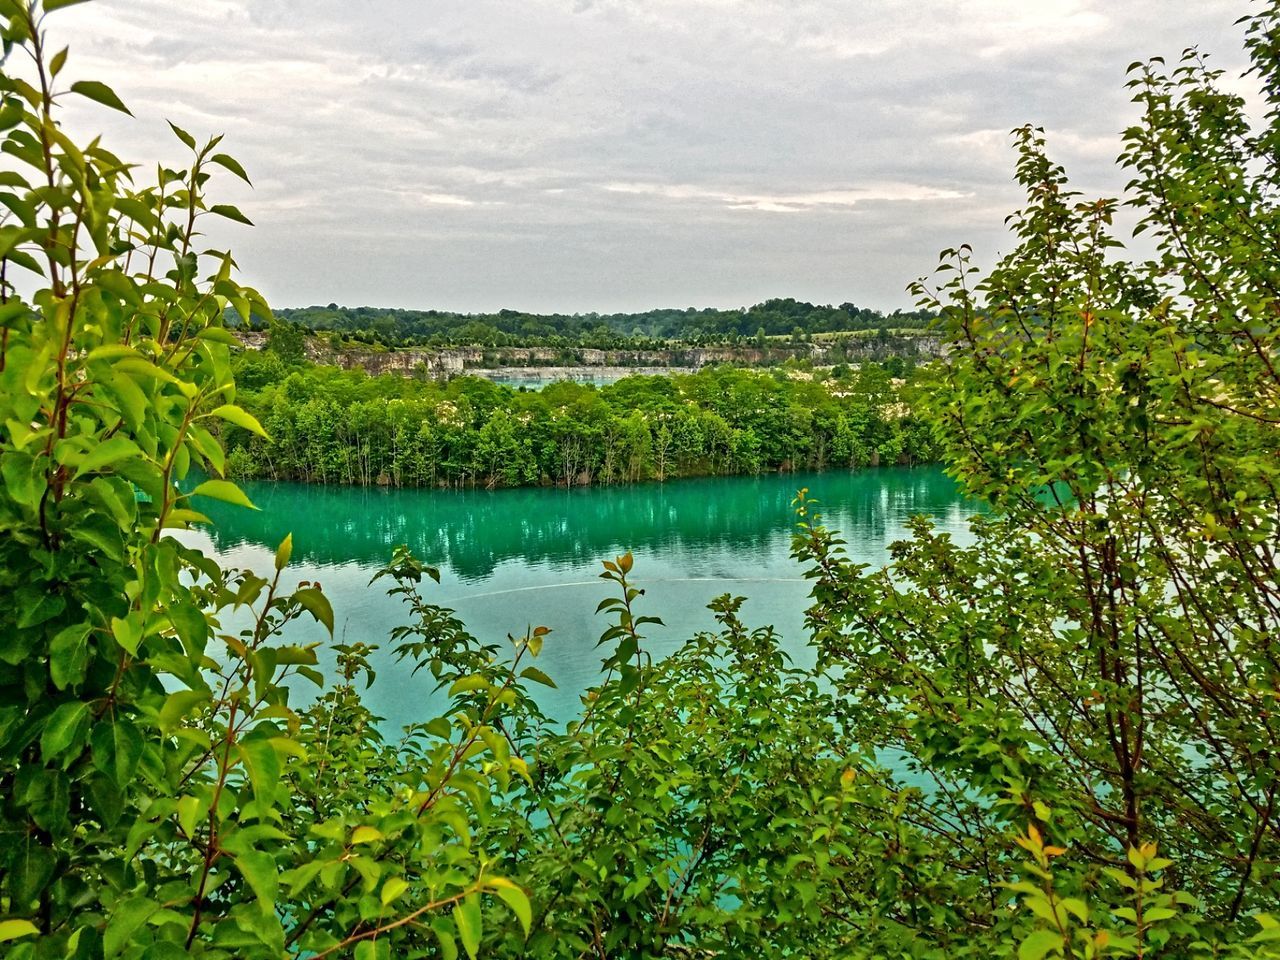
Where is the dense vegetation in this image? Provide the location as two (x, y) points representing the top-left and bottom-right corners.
(222, 356), (936, 487)
(3, 2), (1280, 959)
(266, 299), (936, 350)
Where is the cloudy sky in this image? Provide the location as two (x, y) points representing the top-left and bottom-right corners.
(53, 0), (1249, 314)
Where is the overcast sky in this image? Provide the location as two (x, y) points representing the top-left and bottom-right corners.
(52, 0), (1250, 314)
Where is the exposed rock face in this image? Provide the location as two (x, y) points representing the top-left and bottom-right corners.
(341, 349), (474, 376)
(233, 332), (943, 378)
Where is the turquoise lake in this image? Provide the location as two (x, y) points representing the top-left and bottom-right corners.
(189, 467), (972, 729)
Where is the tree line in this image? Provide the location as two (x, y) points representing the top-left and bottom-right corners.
(224, 355), (938, 488)
(255, 297), (937, 350)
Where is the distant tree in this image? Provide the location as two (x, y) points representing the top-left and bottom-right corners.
(370, 314), (397, 344)
(267, 317), (306, 363)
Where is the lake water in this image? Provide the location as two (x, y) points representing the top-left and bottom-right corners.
(188, 467), (972, 728)
(483, 375), (616, 390)
(473, 367), (692, 390)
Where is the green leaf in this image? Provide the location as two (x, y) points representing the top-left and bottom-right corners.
(449, 675), (489, 696)
(168, 599), (208, 658)
(519, 666), (556, 688)
(0, 103), (21, 138)
(273, 645), (318, 665)
(210, 152), (252, 184)
(1018, 929), (1063, 960)
(1, 451), (37, 507)
(235, 850), (279, 909)
(209, 204), (253, 226)
(283, 859), (326, 897)
(380, 876), (409, 906)
(89, 476), (136, 528)
(167, 120), (196, 150)
(177, 795), (202, 839)
(186, 422), (225, 475)
(69, 80), (132, 116)
(18, 591), (64, 629)
(49, 622), (92, 689)
(8, 840), (55, 905)
(114, 357), (182, 387)
(75, 436), (141, 478)
(0, 920), (39, 943)
(106, 370), (148, 430)
(190, 478), (257, 510)
(104, 897), (158, 957)
(206, 403), (267, 438)
(41, 701), (92, 763)
(490, 879), (532, 936)
(0, 299), (28, 327)
(433, 922), (459, 960)
(196, 325), (241, 346)
(453, 895), (481, 960)
(275, 532), (292, 571)
(69, 512), (125, 563)
(91, 717), (143, 787)
(4, 248), (43, 276)
(292, 587), (333, 635)
(110, 615), (142, 655)
(238, 738), (280, 806)
(159, 689), (209, 733)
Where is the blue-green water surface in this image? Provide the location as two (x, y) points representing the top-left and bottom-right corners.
(188, 467), (971, 729)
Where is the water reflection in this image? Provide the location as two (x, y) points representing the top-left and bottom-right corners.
(189, 467), (973, 727)
(198, 467), (968, 582)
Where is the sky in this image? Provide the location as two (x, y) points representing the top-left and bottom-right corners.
(51, 0), (1252, 315)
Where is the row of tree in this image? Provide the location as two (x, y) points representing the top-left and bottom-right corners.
(224, 358), (937, 487)
(255, 297), (937, 350)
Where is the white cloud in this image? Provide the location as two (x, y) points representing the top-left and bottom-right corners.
(418, 193), (478, 207)
(38, 0), (1255, 312)
(603, 181), (969, 212)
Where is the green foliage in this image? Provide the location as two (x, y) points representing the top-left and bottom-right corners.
(265, 319), (305, 365)
(268, 297), (937, 350)
(5, 1), (1280, 958)
(222, 363), (937, 487)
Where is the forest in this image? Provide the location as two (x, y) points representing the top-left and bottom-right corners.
(223, 355), (937, 488)
(264, 298), (936, 349)
(3, 1), (1280, 959)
